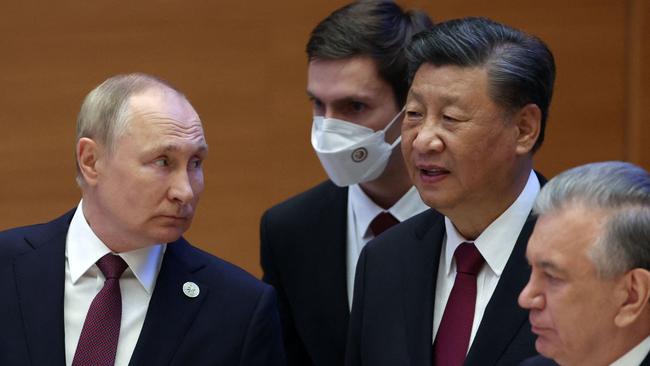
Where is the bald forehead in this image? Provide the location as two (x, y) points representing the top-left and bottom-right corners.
(125, 87), (200, 125)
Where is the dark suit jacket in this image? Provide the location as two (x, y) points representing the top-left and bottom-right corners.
(519, 350), (650, 365)
(261, 181), (350, 366)
(0, 209), (286, 366)
(518, 355), (560, 366)
(346, 207), (539, 365)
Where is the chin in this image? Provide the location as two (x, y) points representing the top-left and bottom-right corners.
(535, 337), (560, 361)
(419, 194), (458, 213)
(150, 227), (186, 244)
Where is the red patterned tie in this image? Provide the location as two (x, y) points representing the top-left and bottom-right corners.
(72, 254), (128, 366)
(433, 242), (485, 366)
(369, 212), (399, 237)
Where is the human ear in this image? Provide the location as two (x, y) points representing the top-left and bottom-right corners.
(614, 268), (650, 327)
(513, 103), (542, 155)
(76, 137), (102, 186)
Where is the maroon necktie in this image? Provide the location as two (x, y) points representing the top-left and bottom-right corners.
(369, 211), (399, 237)
(433, 242), (485, 366)
(72, 254), (128, 366)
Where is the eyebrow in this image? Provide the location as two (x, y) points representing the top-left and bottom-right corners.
(407, 89), (460, 106)
(306, 90), (374, 104)
(148, 142), (209, 155)
(535, 260), (568, 276)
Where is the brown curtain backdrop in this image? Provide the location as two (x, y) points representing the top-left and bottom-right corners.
(1, 0), (648, 276)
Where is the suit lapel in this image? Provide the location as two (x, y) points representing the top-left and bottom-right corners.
(465, 214), (537, 365)
(129, 239), (207, 366)
(402, 211), (445, 365)
(310, 184), (348, 309)
(298, 185), (350, 357)
(13, 211), (72, 366)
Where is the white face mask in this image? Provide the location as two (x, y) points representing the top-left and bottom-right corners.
(311, 110), (404, 187)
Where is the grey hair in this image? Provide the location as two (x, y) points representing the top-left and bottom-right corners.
(75, 73), (183, 185)
(534, 161), (650, 277)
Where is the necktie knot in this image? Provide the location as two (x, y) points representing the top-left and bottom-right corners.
(96, 254), (128, 279)
(454, 242), (484, 275)
(369, 212), (399, 237)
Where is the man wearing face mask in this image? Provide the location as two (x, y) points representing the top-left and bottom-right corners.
(260, 2), (433, 366)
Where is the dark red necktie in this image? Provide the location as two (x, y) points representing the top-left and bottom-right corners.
(369, 211), (399, 237)
(433, 242), (485, 366)
(72, 254), (128, 366)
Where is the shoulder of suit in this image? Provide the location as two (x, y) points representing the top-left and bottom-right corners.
(518, 355), (558, 366)
(172, 240), (270, 294)
(0, 209), (74, 261)
(263, 180), (346, 218)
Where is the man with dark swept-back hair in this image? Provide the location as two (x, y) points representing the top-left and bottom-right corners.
(261, 1), (433, 365)
(306, 1), (432, 106)
(405, 16), (555, 152)
(347, 17), (555, 365)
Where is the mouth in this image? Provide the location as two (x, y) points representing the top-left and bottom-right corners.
(420, 167), (449, 176)
(416, 164), (450, 183)
(159, 215), (190, 222)
(529, 321), (551, 336)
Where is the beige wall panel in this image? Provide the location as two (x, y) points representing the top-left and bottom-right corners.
(626, 0), (650, 168)
(0, 1), (640, 276)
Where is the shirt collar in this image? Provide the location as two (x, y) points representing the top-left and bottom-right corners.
(443, 170), (540, 276)
(610, 335), (650, 366)
(65, 200), (166, 293)
(349, 184), (429, 239)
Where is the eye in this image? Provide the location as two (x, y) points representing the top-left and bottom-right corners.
(154, 157), (169, 167)
(543, 271), (563, 285)
(348, 101), (366, 113)
(442, 114), (460, 122)
(310, 98), (324, 115)
(189, 158), (203, 169)
(405, 110), (423, 119)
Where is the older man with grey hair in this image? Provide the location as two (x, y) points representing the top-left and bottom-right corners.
(519, 161), (650, 366)
(0, 73), (285, 366)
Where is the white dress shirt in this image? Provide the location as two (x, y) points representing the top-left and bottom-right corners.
(64, 201), (166, 366)
(610, 336), (650, 366)
(346, 184), (429, 309)
(432, 170), (540, 348)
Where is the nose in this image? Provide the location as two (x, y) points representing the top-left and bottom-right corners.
(324, 109), (346, 121)
(324, 109), (335, 119)
(411, 119), (444, 154)
(169, 169), (195, 204)
(518, 276), (544, 310)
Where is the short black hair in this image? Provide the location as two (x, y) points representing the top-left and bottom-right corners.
(406, 17), (555, 152)
(306, 1), (433, 106)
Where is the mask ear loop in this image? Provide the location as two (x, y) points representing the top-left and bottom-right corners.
(383, 108), (405, 148)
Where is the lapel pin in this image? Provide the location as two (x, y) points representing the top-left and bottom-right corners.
(183, 281), (200, 298)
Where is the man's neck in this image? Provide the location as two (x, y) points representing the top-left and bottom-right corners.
(446, 167), (533, 240)
(358, 152), (412, 209)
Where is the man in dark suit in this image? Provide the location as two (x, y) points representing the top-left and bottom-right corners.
(260, 2), (432, 365)
(346, 17), (556, 366)
(0, 73), (285, 366)
(518, 162), (650, 366)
